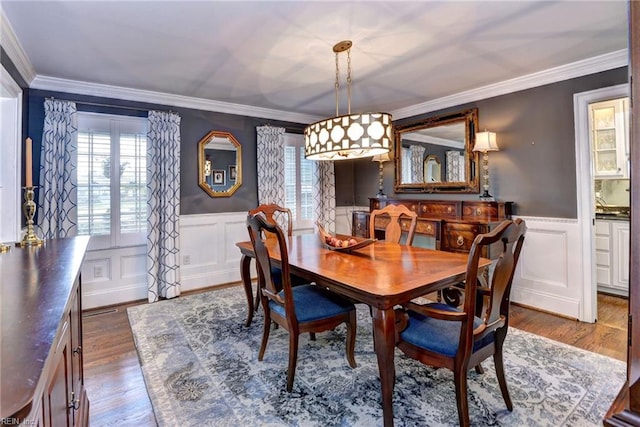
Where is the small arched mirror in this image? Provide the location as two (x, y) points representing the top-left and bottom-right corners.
(424, 155), (441, 182)
(198, 131), (242, 197)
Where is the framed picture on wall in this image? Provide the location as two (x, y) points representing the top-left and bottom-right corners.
(229, 165), (237, 181)
(213, 170), (225, 185)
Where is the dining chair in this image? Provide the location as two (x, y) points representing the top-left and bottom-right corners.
(369, 204), (418, 245)
(248, 204), (306, 306)
(394, 218), (526, 427)
(246, 212), (357, 392)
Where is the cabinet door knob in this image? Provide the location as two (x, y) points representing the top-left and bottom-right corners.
(456, 236), (465, 247)
(73, 346), (82, 356)
(68, 392), (80, 410)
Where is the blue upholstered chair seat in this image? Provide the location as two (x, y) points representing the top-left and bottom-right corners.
(400, 303), (495, 357)
(269, 284), (355, 323)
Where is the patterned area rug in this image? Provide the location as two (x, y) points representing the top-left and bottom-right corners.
(127, 286), (625, 426)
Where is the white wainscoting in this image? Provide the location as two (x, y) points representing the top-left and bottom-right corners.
(82, 212), (252, 309)
(179, 212), (249, 291)
(83, 212), (587, 322)
(82, 245), (147, 309)
(510, 216), (586, 320)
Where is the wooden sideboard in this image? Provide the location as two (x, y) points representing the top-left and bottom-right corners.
(352, 198), (513, 255)
(1, 237), (90, 427)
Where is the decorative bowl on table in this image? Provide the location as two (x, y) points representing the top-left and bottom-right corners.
(316, 222), (376, 252)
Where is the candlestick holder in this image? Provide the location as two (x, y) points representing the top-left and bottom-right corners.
(18, 186), (43, 247)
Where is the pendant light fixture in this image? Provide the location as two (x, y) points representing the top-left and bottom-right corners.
(304, 40), (393, 160)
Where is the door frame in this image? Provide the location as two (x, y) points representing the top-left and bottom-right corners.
(1, 64), (23, 243)
(574, 83), (629, 322)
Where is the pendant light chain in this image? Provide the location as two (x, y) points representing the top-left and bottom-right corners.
(346, 47), (352, 115)
(335, 50), (340, 116)
(304, 40), (393, 161)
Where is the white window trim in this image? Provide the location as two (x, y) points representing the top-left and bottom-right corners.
(284, 133), (314, 231)
(77, 112), (147, 251)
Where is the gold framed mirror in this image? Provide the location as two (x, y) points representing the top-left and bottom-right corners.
(394, 108), (479, 193)
(198, 130), (242, 198)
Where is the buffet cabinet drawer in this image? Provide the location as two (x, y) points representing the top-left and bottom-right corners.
(462, 202), (502, 222)
(418, 201), (459, 220)
(442, 222), (485, 253)
(415, 219), (439, 238)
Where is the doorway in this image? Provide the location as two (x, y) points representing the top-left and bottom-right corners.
(574, 83), (629, 322)
(0, 64), (22, 244)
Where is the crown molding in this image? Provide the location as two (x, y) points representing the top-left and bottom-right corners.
(0, 9), (36, 85)
(4, 0), (628, 127)
(30, 75), (321, 124)
(391, 49), (629, 120)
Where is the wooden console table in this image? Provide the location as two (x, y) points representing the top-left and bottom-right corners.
(1, 237), (90, 427)
(352, 198), (513, 255)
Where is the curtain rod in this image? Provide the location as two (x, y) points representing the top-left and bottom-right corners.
(46, 97), (154, 113)
(260, 123), (305, 134)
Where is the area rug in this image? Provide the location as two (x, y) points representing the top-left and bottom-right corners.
(127, 286), (625, 426)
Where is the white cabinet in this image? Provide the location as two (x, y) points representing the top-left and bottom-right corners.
(590, 98), (630, 178)
(595, 219), (629, 296)
(612, 221), (630, 292)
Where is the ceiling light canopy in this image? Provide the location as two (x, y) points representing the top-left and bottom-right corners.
(304, 41), (393, 161)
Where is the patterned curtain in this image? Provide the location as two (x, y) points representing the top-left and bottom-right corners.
(256, 126), (286, 205)
(313, 161), (336, 233)
(410, 145), (426, 183)
(38, 99), (78, 239)
(446, 150), (465, 181)
(147, 111), (181, 302)
(256, 126), (288, 230)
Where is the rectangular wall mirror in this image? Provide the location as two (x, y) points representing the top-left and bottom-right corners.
(394, 108), (479, 193)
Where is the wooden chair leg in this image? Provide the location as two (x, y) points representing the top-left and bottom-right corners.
(309, 332), (316, 341)
(474, 363), (484, 374)
(454, 366), (471, 427)
(286, 333), (300, 392)
(345, 311), (357, 368)
(258, 313), (271, 361)
(494, 346), (513, 411)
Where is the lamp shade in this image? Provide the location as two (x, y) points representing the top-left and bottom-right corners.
(305, 112), (393, 160)
(473, 131), (499, 152)
(372, 152), (392, 163)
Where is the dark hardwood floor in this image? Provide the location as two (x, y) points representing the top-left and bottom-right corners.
(82, 286), (627, 426)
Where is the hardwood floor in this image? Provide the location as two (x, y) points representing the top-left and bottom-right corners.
(82, 287), (627, 426)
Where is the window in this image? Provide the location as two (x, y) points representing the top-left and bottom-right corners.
(77, 113), (147, 249)
(284, 133), (314, 230)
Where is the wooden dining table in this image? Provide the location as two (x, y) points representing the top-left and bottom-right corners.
(236, 233), (491, 427)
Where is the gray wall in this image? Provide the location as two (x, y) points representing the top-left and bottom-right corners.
(24, 89), (304, 215)
(3, 46), (627, 220)
(338, 67), (628, 218)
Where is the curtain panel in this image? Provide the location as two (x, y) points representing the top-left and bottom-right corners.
(38, 99), (78, 239)
(256, 125), (286, 205)
(313, 161), (336, 233)
(146, 110), (182, 302)
(410, 145), (426, 183)
(256, 126), (289, 230)
(446, 151), (465, 182)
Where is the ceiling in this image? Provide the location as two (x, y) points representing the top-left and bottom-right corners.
(1, 1), (629, 121)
